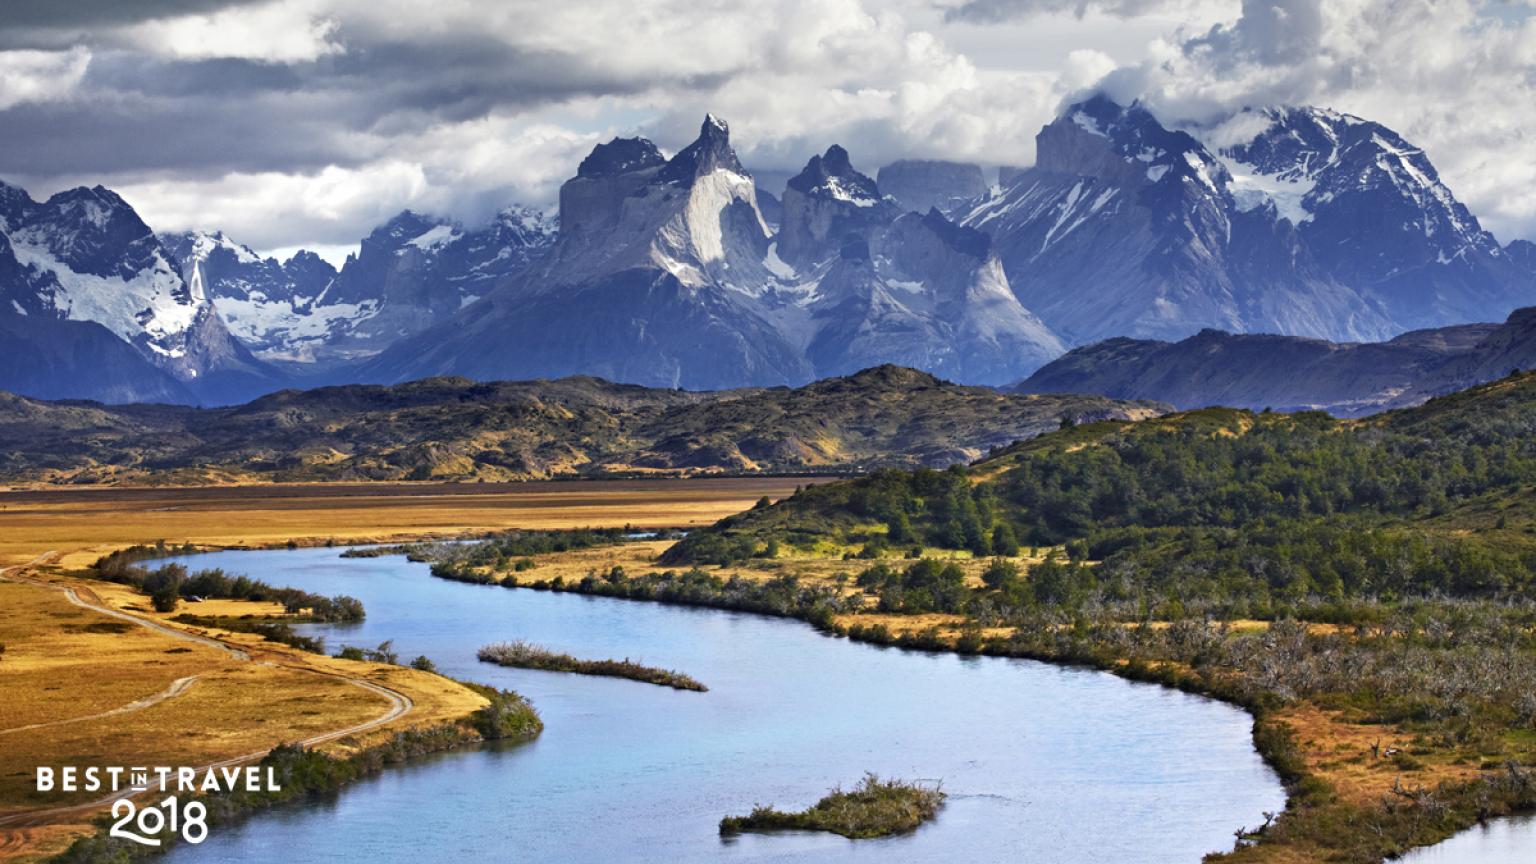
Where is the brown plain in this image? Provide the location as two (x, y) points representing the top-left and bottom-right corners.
(0, 477), (811, 567)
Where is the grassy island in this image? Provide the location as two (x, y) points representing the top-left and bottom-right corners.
(719, 775), (944, 839)
(477, 640), (708, 691)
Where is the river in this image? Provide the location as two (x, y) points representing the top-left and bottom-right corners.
(160, 546), (1286, 863)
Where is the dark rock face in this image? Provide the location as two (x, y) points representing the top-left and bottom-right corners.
(877, 160), (987, 217)
(1508, 239), (1536, 275)
(963, 95), (1535, 348)
(657, 115), (746, 183)
(777, 145), (899, 268)
(0, 315), (193, 404)
(367, 267), (810, 389)
(806, 208), (1062, 384)
(577, 137), (665, 178)
(1018, 305), (1536, 417)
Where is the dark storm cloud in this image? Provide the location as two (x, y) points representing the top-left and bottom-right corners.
(0, 0), (276, 49)
(84, 55), (307, 98)
(319, 36), (669, 127)
(0, 93), (373, 178)
(0, 32), (676, 184)
(0, 0), (267, 29)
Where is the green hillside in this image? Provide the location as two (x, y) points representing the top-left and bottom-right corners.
(669, 372), (1536, 610)
(656, 372), (1536, 862)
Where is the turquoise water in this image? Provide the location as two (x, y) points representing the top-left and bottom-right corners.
(160, 546), (1285, 863)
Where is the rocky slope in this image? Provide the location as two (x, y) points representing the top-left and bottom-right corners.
(1016, 306), (1536, 416)
(161, 207), (554, 366)
(0, 365), (1164, 484)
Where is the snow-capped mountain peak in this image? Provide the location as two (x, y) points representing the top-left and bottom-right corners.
(1211, 105), (1495, 254)
(961, 94), (1533, 347)
(3, 184), (204, 360)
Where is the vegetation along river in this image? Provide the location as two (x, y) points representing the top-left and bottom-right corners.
(160, 546), (1285, 863)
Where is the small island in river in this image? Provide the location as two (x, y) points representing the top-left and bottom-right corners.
(719, 775), (945, 839)
(478, 639), (708, 691)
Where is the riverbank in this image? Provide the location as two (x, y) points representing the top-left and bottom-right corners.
(0, 559), (496, 864)
(50, 686), (540, 864)
(419, 535), (1536, 863)
(7, 480), (1528, 863)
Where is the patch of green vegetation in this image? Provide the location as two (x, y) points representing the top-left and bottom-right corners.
(719, 774), (944, 839)
(478, 640), (707, 691)
(95, 549), (365, 623)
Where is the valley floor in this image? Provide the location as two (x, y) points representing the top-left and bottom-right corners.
(0, 477), (809, 567)
(0, 477), (805, 861)
(3, 476), (1528, 863)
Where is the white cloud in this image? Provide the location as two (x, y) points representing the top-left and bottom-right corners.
(1099, 0), (1536, 242)
(124, 0), (342, 63)
(4, 0), (1533, 248)
(112, 161), (429, 249)
(0, 47), (90, 110)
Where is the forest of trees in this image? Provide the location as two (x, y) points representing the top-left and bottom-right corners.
(668, 382), (1536, 615)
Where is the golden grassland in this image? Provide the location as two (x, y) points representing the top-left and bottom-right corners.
(0, 476), (810, 568)
(498, 538), (1053, 592)
(0, 567), (487, 863)
(0, 478), (805, 862)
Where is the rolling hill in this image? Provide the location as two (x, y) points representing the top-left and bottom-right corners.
(0, 366), (1164, 485)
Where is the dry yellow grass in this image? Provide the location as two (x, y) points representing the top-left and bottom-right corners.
(0, 568), (490, 863)
(0, 477), (809, 567)
(1274, 704), (1483, 807)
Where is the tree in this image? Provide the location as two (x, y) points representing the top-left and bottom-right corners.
(991, 523), (1020, 557)
(410, 655), (438, 673)
(981, 559), (1021, 591)
(151, 586), (179, 613)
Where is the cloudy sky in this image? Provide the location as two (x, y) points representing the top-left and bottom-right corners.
(1, 0), (1532, 263)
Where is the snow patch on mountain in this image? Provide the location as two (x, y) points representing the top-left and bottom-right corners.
(1217, 154), (1317, 225)
(8, 220), (198, 357)
(405, 224), (460, 252)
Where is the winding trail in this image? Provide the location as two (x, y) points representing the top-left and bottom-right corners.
(0, 675), (202, 738)
(0, 553), (415, 829)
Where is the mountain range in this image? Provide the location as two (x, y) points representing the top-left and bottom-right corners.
(1, 96), (1533, 405)
(0, 365), (1163, 485)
